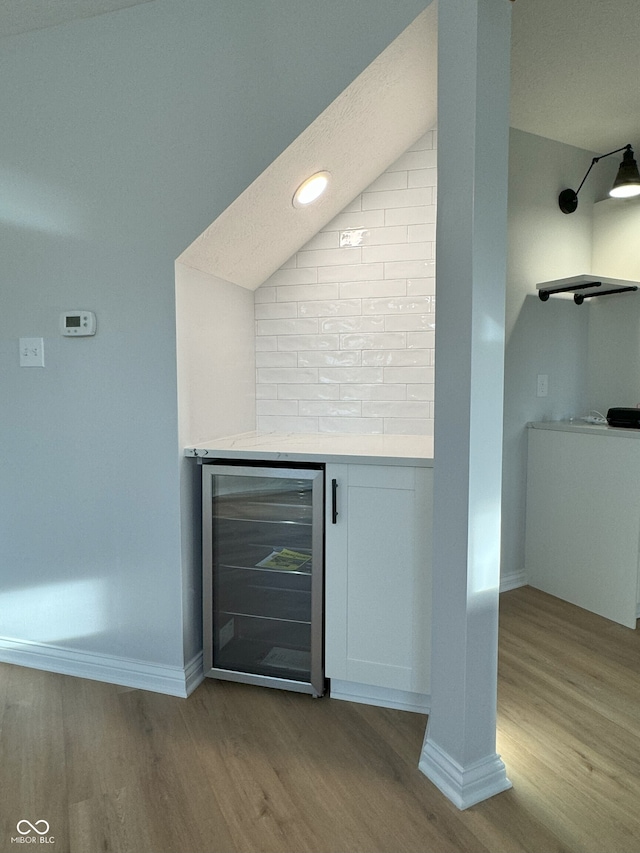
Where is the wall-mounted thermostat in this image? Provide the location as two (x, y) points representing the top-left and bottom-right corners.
(60, 311), (96, 337)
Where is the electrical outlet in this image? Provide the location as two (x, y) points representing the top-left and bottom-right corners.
(19, 337), (45, 368)
(536, 373), (548, 397)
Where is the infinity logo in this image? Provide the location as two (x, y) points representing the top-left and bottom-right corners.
(16, 820), (50, 836)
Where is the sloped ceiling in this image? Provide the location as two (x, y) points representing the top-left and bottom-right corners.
(510, 0), (640, 154)
(177, 4), (437, 291)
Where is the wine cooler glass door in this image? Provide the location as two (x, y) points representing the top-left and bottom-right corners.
(203, 464), (324, 695)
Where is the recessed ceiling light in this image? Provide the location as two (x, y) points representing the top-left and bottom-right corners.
(293, 171), (330, 208)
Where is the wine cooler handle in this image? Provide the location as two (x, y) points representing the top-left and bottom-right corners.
(331, 478), (338, 524)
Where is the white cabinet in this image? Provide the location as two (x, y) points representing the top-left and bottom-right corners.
(325, 463), (432, 709)
(525, 425), (640, 628)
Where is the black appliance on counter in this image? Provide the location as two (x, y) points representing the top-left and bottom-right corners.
(606, 408), (640, 428)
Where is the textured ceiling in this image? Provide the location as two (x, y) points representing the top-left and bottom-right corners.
(510, 0), (640, 154)
(5, 0), (637, 287)
(0, 0), (155, 37)
(178, 4), (438, 290)
(2, 0), (637, 157)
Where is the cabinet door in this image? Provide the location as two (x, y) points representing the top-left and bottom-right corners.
(325, 463), (432, 693)
(526, 428), (640, 628)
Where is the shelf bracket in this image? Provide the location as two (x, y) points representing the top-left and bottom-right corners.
(572, 286), (638, 305)
(538, 280), (638, 305)
(538, 282), (601, 302)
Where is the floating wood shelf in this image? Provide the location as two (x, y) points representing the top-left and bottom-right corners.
(537, 274), (639, 305)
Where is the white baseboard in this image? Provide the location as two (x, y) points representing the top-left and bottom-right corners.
(0, 636), (203, 698)
(329, 679), (430, 714)
(419, 733), (512, 809)
(185, 651), (205, 695)
(500, 569), (527, 593)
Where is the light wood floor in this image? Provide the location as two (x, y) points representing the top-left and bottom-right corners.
(1, 586), (640, 853)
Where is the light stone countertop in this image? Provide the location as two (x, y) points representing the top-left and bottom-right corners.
(184, 431), (434, 466)
(528, 420), (640, 439)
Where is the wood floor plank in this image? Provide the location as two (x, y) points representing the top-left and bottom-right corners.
(2, 585), (640, 852)
(0, 666), (68, 847)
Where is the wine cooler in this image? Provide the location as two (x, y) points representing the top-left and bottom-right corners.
(202, 462), (325, 696)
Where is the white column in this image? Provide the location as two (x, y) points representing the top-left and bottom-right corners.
(419, 0), (512, 809)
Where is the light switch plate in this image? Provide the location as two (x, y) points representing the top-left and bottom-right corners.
(19, 337), (45, 367)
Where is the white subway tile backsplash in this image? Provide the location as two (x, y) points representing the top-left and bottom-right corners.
(383, 367), (434, 384)
(388, 148), (437, 172)
(253, 125), (437, 436)
(256, 318), (318, 336)
(363, 241), (433, 265)
(324, 209), (385, 232)
(363, 296), (432, 315)
(407, 277), (436, 296)
(362, 350), (430, 367)
(256, 399), (299, 417)
(340, 332), (406, 350)
(406, 384), (434, 401)
(341, 196), (363, 213)
(409, 130), (435, 151)
(408, 168), (438, 188)
(255, 336), (278, 351)
(339, 279), (407, 299)
(298, 299), (361, 318)
(321, 316), (384, 333)
(384, 259), (435, 279)
(362, 401), (431, 419)
(257, 367), (319, 384)
(362, 187), (432, 211)
(254, 286), (277, 304)
(319, 367), (384, 384)
(407, 332), (435, 349)
(317, 263), (384, 283)
(385, 205), (436, 227)
(256, 384), (278, 399)
(358, 225), (408, 246)
(385, 315), (435, 332)
(299, 400), (362, 418)
(254, 302), (298, 320)
(277, 334), (340, 351)
(298, 351), (361, 368)
(278, 385), (340, 400)
(264, 267), (318, 287)
(364, 171), (408, 193)
(257, 416), (320, 433)
(297, 246), (362, 268)
(276, 283), (339, 302)
(408, 223), (436, 243)
(340, 384), (407, 401)
(301, 230), (340, 251)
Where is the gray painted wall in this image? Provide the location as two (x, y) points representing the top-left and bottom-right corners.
(0, 0), (429, 669)
(502, 128), (615, 584)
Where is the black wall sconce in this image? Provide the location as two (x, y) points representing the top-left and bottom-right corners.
(559, 144), (640, 214)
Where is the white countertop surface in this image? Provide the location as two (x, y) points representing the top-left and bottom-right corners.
(529, 420), (640, 439)
(185, 431), (434, 466)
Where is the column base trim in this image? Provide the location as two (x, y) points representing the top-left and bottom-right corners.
(419, 733), (512, 810)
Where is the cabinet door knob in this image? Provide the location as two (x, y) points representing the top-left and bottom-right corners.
(331, 479), (338, 524)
